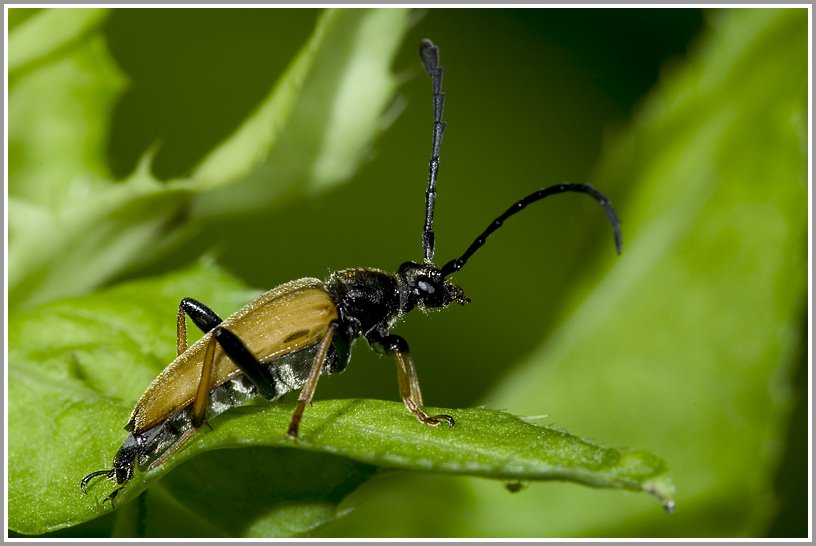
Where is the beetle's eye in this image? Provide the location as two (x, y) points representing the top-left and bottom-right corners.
(418, 280), (435, 294)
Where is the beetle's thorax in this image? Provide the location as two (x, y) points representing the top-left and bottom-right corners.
(327, 268), (403, 338)
(327, 264), (467, 338)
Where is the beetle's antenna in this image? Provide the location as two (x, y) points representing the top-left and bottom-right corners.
(440, 183), (622, 277)
(419, 39), (445, 264)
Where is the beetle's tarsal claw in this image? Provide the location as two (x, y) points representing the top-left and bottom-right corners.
(80, 469), (113, 494)
(424, 413), (454, 427)
(101, 487), (121, 509)
(416, 411), (455, 428)
(434, 414), (455, 427)
(287, 399), (310, 440)
(286, 414), (302, 440)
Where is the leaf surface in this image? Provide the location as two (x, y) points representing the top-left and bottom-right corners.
(8, 263), (673, 536)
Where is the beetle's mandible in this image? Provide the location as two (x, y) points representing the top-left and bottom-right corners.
(81, 39), (622, 507)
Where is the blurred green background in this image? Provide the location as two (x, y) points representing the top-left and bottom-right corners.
(8, 7), (808, 538)
(97, 7), (709, 409)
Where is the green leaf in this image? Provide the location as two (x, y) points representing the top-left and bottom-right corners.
(314, 8), (807, 538)
(482, 7), (807, 537)
(8, 262), (672, 536)
(8, 170), (194, 311)
(111, 449), (378, 538)
(8, 8), (412, 311)
(8, 8), (109, 75)
(8, 9), (122, 204)
(191, 8), (412, 217)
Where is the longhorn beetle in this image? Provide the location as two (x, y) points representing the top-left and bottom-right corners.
(81, 39), (622, 506)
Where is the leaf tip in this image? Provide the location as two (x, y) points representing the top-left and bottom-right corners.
(642, 476), (676, 513)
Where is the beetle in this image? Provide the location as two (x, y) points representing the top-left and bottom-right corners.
(81, 39), (622, 507)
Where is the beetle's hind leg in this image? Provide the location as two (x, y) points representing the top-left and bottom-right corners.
(177, 298), (224, 355)
(370, 332), (455, 428)
(213, 327), (279, 399)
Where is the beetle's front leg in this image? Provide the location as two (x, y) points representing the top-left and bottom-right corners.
(368, 332), (454, 428)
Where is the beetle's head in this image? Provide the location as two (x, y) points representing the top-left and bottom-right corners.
(397, 261), (468, 312)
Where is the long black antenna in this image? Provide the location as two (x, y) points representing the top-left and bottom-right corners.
(419, 39), (445, 264)
(440, 183), (623, 278)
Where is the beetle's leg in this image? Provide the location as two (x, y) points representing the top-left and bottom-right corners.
(176, 304), (187, 356)
(287, 321), (338, 439)
(104, 487), (122, 508)
(371, 333), (454, 428)
(177, 298), (223, 355)
(80, 469), (123, 507)
(148, 333), (218, 471)
(213, 327), (278, 399)
(80, 469), (114, 494)
(191, 331), (218, 428)
(147, 427), (198, 471)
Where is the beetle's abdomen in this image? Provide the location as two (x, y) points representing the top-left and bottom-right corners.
(123, 340), (344, 472)
(127, 279), (339, 433)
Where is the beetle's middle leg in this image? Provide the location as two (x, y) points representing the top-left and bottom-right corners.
(369, 332), (455, 428)
(286, 321), (339, 439)
(208, 323), (339, 439)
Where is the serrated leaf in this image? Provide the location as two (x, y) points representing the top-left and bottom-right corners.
(8, 262), (672, 536)
(8, 8), (109, 74)
(8, 9), (412, 311)
(8, 169), (196, 310)
(8, 9), (123, 204)
(191, 8), (411, 217)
